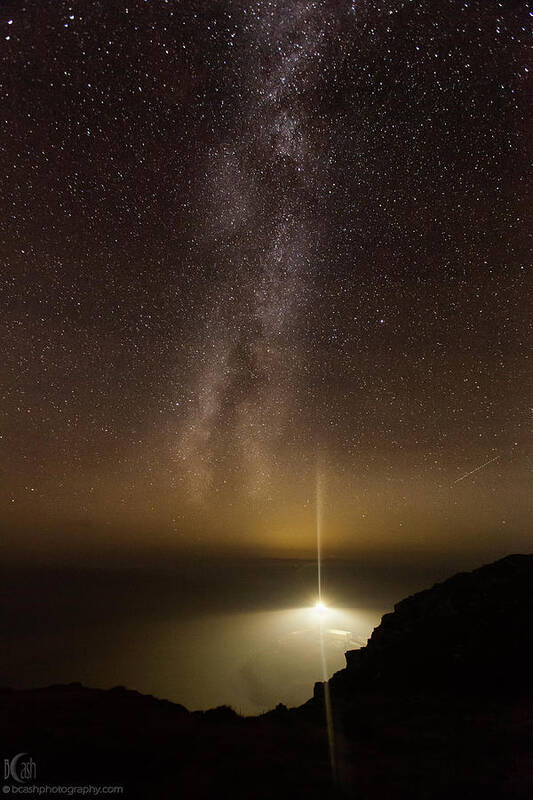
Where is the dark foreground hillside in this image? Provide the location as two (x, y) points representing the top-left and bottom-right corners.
(1, 554), (532, 799)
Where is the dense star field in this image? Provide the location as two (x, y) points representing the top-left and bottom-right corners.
(1, 0), (530, 561)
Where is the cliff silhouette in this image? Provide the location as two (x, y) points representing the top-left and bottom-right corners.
(1, 554), (531, 798)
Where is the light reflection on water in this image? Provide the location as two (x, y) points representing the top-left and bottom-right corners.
(3, 560), (420, 714)
(3, 603), (378, 715)
(101, 605), (377, 714)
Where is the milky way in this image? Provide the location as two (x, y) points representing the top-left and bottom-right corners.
(1, 0), (530, 560)
(177, 1), (332, 500)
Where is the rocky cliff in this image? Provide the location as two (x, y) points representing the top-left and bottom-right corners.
(318, 553), (532, 700)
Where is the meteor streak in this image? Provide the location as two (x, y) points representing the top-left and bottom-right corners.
(453, 454), (501, 484)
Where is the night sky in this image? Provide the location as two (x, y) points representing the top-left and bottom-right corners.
(1, 0), (531, 564)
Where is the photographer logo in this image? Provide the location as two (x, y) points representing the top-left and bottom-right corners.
(3, 754), (36, 784)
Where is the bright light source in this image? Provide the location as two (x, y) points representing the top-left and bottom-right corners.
(309, 600), (331, 620)
(312, 601), (329, 619)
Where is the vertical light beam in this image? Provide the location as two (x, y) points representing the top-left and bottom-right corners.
(316, 467), (323, 605)
(316, 465), (337, 786)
